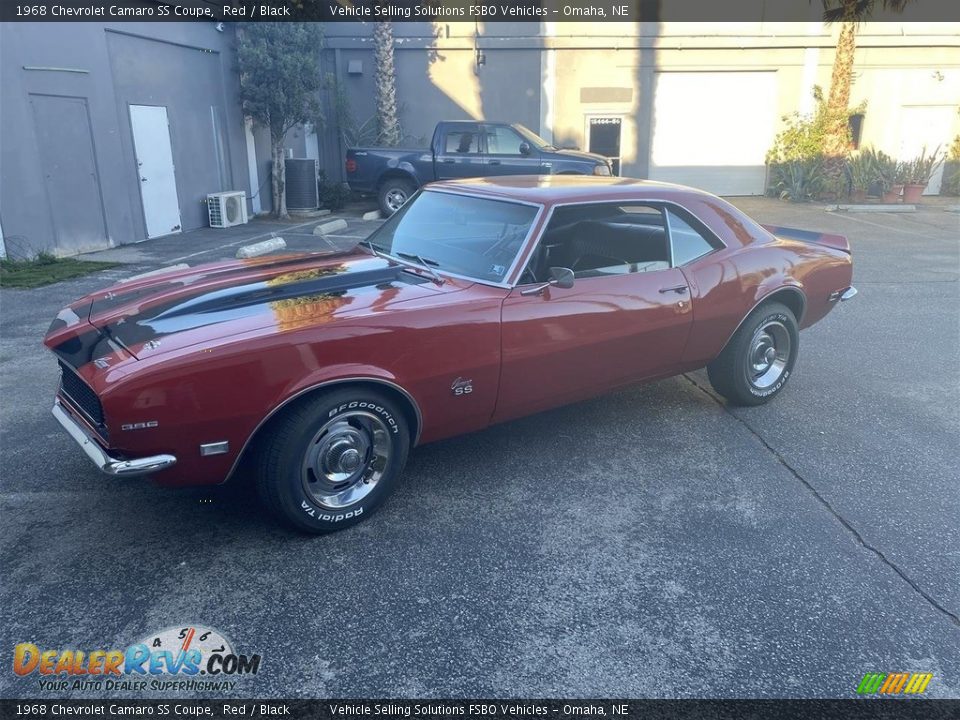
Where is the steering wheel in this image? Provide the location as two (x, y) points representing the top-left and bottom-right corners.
(483, 225), (525, 259)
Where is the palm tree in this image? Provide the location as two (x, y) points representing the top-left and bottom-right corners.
(373, 21), (401, 146)
(820, 0), (914, 156)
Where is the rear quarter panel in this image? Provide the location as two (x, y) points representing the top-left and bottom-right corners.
(680, 239), (853, 367)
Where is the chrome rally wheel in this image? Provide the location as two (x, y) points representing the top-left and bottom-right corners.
(746, 320), (791, 391)
(256, 388), (410, 534)
(707, 301), (799, 406)
(301, 413), (390, 509)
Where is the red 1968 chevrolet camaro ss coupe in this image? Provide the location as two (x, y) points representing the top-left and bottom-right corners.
(45, 176), (855, 533)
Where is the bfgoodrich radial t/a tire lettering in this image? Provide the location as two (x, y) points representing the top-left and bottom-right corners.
(255, 388), (410, 533)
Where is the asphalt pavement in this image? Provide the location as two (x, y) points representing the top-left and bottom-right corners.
(1, 198), (957, 699)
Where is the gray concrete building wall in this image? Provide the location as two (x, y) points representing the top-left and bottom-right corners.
(1, 22), (251, 258)
(318, 21), (959, 196)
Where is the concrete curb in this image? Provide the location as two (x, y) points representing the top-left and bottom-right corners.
(236, 237), (286, 258)
(362, 210), (382, 221)
(944, 205), (960, 213)
(829, 204), (916, 213)
(291, 209), (331, 218)
(313, 219), (348, 235)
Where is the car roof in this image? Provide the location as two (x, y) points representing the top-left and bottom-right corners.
(424, 175), (716, 206)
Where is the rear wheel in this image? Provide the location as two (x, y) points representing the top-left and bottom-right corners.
(256, 388), (410, 533)
(378, 177), (416, 216)
(707, 302), (799, 406)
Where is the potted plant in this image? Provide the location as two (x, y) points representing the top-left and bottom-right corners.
(847, 149), (878, 202)
(942, 135), (960, 197)
(902, 146), (943, 203)
(872, 150), (902, 203)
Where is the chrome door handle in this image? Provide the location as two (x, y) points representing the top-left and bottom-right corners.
(489, 160), (501, 165)
(659, 284), (688, 294)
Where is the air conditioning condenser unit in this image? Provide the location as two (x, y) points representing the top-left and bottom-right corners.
(208, 191), (249, 228)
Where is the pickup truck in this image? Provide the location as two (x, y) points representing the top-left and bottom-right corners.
(345, 120), (613, 215)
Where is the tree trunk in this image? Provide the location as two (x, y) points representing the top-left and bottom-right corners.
(823, 6), (858, 157)
(373, 21), (401, 147)
(821, 2), (860, 198)
(271, 135), (288, 220)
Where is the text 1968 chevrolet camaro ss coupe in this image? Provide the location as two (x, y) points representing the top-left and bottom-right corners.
(45, 176), (855, 533)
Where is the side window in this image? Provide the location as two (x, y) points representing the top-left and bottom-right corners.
(485, 126), (526, 155)
(519, 202), (672, 283)
(667, 209), (720, 266)
(444, 129), (481, 154)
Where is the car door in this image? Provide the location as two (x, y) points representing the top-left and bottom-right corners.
(482, 124), (542, 175)
(434, 123), (486, 180)
(493, 203), (694, 423)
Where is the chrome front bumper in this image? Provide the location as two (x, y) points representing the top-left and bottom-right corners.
(52, 400), (177, 477)
(829, 286), (858, 302)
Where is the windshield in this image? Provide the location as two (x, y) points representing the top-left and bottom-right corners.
(364, 190), (540, 284)
(513, 124), (554, 150)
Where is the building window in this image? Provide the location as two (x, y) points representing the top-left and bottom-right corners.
(849, 113), (865, 150)
(587, 117), (622, 176)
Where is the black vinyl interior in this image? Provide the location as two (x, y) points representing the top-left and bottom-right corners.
(525, 208), (671, 282)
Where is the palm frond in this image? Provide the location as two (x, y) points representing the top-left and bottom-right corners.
(821, 0), (916, 23)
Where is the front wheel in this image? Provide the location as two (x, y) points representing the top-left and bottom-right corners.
(255, 388), (410, 533)
(707, 302), (799, 406)
(378, 178), (416, 216)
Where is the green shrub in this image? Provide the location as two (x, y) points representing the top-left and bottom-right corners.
(767, 86), (861, 165)
(319, 174), (352, 211)
(903, 146), (943, 186)
(857, 147), (899, 193)
(943, 136), (960, 196)
(847, 150), (879, 193)
(768, 157), (826, 202)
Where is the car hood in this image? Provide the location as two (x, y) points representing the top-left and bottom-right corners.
(47, 250), (463, 364)
(552, 148), (610, 165)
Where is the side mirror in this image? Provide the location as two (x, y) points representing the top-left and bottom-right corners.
(518, 141), (532, 156)
(549, 266), (575, 288)
(520, 266), (575, 296)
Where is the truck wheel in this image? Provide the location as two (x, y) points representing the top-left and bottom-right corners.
(378, 178), (416, 216)
(256, 388), (410, 533)
(707, 301), (799, 406)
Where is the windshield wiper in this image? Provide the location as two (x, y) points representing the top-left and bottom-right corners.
(395, 252), (445, 285)
(364, 242), (444, 285)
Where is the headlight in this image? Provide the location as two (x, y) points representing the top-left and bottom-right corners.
(593, 164), (611, 176)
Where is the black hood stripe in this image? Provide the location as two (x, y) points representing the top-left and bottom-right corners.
(102, 264), (410, 354)
(151, 265), (402, 321)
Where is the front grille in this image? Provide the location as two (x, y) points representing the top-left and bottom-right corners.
(58, 361), (106, 433)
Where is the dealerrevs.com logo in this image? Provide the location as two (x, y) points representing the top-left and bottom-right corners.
(13, 625), (261, 692)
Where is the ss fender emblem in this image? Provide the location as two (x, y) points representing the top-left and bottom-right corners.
(451, 377), (473, 396)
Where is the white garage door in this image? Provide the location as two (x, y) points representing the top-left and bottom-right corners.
(649, 72), (778, 196)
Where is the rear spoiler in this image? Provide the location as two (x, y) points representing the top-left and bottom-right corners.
(761, 224), (850, 254)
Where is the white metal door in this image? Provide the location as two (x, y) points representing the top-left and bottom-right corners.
(899, 106), (955, 195)
(650, 72), (778, 195)
(129, 105), (181, 238)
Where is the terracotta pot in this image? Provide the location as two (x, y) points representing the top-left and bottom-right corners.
(902, 183), (926, 203)
(850, 189), (868, 202)
(881, 185), (903, 203)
